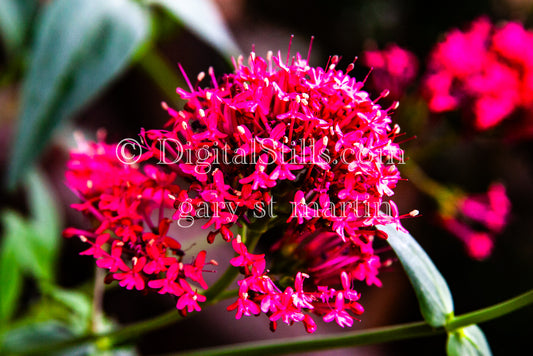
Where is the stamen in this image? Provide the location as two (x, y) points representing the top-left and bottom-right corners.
(197, 71), (205, 82)
(373, 89), (390, 104)
(306, 36), (315, 66)
(178, 63), (194, 92)
(208, 67), (218, 88)
(363, 68), (373, 84)
(287, 34), (294, 66)
(267, 50), (273, 73)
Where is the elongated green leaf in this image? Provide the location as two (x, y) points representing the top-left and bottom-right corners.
(26, 170), (61, 272)
(447, 325), (492, 356)
(148, 0), (240, 58)
(378, 224), (454, 327)
(8, 0), (149, 188)
(0, 0), (37, 55)
(0, 227), (23, 324)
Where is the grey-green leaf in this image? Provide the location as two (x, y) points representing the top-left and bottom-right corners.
(0, 0), (37, 55)
(447, 325), (492, 356)
(0, 227), (23, 324)
(148, 0), (240, 58)
(378, 224), (454, 327)
(8, 0), (149, 188)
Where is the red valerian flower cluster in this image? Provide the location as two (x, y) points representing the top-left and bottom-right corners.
(65, 44), (406, 332)
(423, 17), (533, 131)
(440, 183), (510, 260)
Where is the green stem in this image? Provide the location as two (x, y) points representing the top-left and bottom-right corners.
(173, 289), (533, 356)
(401, 160), (463, 217)
(447, 289), (533, 330)
(138, 49), (185, 103)
(402, 160), (450, 199)
(179, 321), (438, 356)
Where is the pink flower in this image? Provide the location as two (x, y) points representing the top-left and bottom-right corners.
(440, 182), (510, 260)
(147, 263), (184, 296)
(230, 236), (266, 275)
(441, 218), (494, 260)
(114, 257), (146, 291)
(183, 251), (210, 289)
(227, 280), (261, 319)
(362, 44), (418, 99)
(460, 183), (510, 233)
(323, 292), (354, 328)
(176, 279), (206, 313)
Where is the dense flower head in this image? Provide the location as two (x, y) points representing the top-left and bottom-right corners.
(362, 44), (418, 99)
(65, 44), (407, 332)
(440, 183), (510, 260)
(423, 17), (533, 131)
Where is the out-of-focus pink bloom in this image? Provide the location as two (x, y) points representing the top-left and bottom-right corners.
(423, 17), (533, 132)
(459, 183), (511, 233)
(441, 218), (494, 260)
(363, 44), (419, 99)
(440, 183), (510, 260)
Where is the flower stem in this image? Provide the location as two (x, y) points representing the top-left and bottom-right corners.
(401, 160), (450, 199)
(401, 160), (462, 217)
(91, 267), (105, 333)
(447, 289), (533, 330)
(179, 321), (438, 356)
(173, 289), (533, 356)
(137, 49), (185, 103)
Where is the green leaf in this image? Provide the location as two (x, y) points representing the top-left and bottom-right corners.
(1, 210), (50, 281)
(7, 0), (150, 188)
(0, 228), (23, 324)
(148, 0), (240, 58)
(0, 0), (37, 55)
(378, 224), (454, 327)
(0, 171), (61, 286)
(26, 170), (61, 272)
(447, 325), (492, 356)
